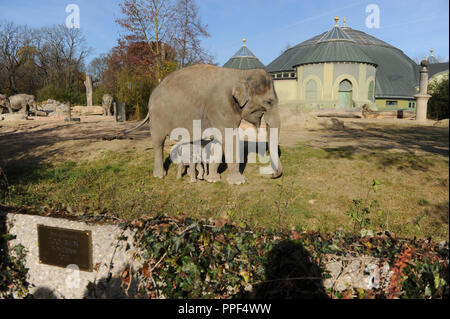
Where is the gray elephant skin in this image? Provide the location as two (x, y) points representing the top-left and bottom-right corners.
(0, 94), (12, 113)
(8, 94), (37, 114)
(172, 141), (208, 183)
(102, 94), (114, 116)
(127, 64), (282, 185)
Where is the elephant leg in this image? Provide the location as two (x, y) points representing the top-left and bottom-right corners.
(187, 163), (197, 183)
(226, 162), (246, 185)
(225, 135), (246, 185)
(7, 106), (13, 113)
(205, 140), (222, 183)
(20, 105), (27, 114)
(153, 134), (167, 179)
(205, 162), (220, 183)
(177, 163), (184, 180)
(197, 163), (204, 180)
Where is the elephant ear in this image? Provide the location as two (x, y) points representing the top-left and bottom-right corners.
(232, 80), (250, 108)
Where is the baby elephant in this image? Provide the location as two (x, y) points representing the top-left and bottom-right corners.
(178, 160), (205, 183)
(172, 142), (209, 183)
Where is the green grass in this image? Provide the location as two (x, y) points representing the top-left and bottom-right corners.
(1, 144), (448, 240)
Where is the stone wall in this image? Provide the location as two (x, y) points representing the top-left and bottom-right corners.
(4, 212), (138, 299)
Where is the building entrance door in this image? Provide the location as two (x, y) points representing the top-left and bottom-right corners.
(338, 80), (353, 109)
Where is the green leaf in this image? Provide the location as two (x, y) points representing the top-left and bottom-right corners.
(424, 285), (432, 297)
(1, 234), (16, 241)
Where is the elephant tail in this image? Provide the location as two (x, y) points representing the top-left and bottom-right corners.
(122, 110), (150, 135)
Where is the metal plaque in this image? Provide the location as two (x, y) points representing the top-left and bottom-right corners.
(37, 225), (93, 272)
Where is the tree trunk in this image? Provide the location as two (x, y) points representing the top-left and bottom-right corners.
(85, 75), (93, 106)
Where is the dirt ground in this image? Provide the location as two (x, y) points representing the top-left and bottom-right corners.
(0, 112), (448, 167)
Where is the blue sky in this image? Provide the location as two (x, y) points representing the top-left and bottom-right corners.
(0, 0), (448, 65)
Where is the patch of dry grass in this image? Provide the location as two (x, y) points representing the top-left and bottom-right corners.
(1, 143), (448, 240)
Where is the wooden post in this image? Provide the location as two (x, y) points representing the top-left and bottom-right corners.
(85, 75), (93, 106)
(113, 102), (118, 122)
(67, 101), (72, 122)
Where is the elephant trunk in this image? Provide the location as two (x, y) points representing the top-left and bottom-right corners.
(264, 107), (283, 179)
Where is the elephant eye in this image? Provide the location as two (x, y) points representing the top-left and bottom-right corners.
(265, 99), (273, 107)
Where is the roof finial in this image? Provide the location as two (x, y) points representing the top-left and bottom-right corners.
(343, 18), (346, 27)
(242, 38), (246, 45)
(334, 16), (339, 26)
(430, 49), (434, 55)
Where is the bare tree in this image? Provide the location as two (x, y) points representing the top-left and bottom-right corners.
(88, 54), (108, 83)
(0, 21), (33, 94)
(0, 21), (89, 101)
(280, 43), (293, 55)
(33, 25), (90, 93)
(414, 53), (448, 64)
(116, 0), (177, 81)
(173, 0), (213, 68)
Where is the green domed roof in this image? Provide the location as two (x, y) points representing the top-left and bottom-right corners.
(317, 22), (354, 42)
(295, 22), (376, 66)
(298, 41), (376, 66)
(223, 40), (265, 70)
(267, 21), (420, 99)
(429, 62), (449, 78)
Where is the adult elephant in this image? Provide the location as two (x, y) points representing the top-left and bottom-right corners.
(102, 94), (114, 116)
(125, 64), (282, 185)
(9, 94), (37, 114)
(0, 94), (12, 113)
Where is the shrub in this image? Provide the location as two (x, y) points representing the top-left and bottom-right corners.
(93, 86), (107, 105)
(37, 85), (86, 105)
(117, 69), (154, 120)
(428, 75), (449, 120)
(36, 85), (66, 102)
(0, 215), (31, 299)
(111, 214), (449, 299)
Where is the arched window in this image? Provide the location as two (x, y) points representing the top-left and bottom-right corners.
(368, 81), (374, 101)
(305, 79), (317, 100)
(339, 79), (352, 92)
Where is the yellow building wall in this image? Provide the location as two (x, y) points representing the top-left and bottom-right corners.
(322, 63), (334, 100)
(273, 80), (298, 104)
(274, 63), (377, 110)
(358, 64), (367, 101)
(375, 99), (413, 109)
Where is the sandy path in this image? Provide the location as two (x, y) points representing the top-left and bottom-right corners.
(0, 113), (448, 168)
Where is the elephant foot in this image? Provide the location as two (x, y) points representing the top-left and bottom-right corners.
(153, 169), (166, 179)
(226, 173), (246, 185)
(205, 173), (221, 183)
